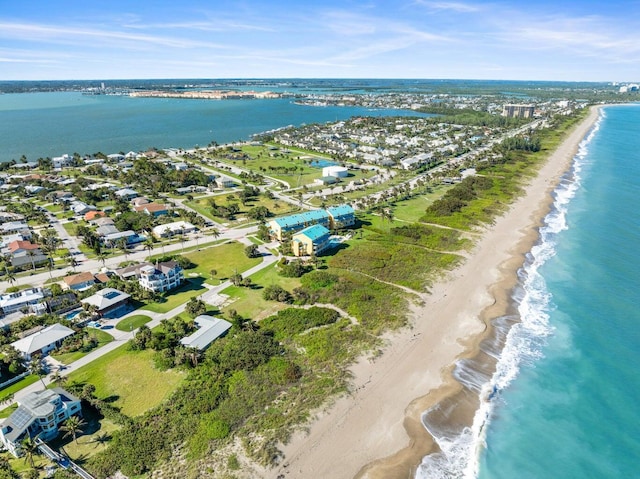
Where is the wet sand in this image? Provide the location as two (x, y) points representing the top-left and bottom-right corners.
(271, 106), (601, 479)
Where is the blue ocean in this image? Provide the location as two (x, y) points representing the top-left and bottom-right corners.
(0, 91), (424, 163)
(417, 105), (640, 478)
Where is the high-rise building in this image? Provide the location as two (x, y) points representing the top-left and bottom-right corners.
(502, 104), (535, 118)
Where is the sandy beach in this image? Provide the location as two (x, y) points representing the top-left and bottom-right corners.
(270, 106), (601, 479)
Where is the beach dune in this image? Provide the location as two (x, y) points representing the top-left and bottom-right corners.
(272, 106), (600, 479)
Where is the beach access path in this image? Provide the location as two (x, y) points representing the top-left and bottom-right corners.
(267, 107), (600, 479)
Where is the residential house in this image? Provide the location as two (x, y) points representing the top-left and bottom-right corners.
(0, 288), (48, 317)
(11, 323), (75, 361)
(151, 221), (196, 239)
(4, 240), (48, 269)
(291, 224), (331, 257)
(91, 216), (115, 228)
(96, 224), (119, 238)
(24, 185), (45, 196)
(52, 154), (73, 169)
(0, 233), (30, 249)
(0, 221), (30, 235)
(138, 261), (184, 293)
(0, 388), (82, 457)
(215, 177), (235, 189)
(63, 271), (96, 291)
(173, 162), (188, 171)
(102, 230), (139, 247)
(71, 201), (96, 216)
(115, 261), (184, 293)
(44, 292), (81, 316)
(180, 315), (232, 351)
(134, 202), (169, 217)
(81, 288), (131, 318)
(83, 211), (106, 222)
(114, 188), (139, 201)
(130, 197), (150, 207)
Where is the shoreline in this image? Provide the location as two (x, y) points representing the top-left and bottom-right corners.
(271, 105), (602, 479)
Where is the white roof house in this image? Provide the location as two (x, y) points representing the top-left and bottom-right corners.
(11, 323), (75, 361)
(151, 221), (196, 238)
(0, 288), (47, 316)
(180, 315), (232, 351)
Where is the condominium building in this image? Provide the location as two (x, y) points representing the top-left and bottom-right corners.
(502, 104), (535, 118)
(267, 204), (355, 241)
(291, 224), (331, 257)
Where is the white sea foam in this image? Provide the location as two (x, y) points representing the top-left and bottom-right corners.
(415, 109), (604, 479)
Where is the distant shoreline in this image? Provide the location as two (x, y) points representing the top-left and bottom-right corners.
(270, 106), (601, 479)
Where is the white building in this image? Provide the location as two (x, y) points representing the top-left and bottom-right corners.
(11, 323), (75, 361)
(0, 288), (48, 316)
(180, 315), (232, 351)
(151, 221), (196, 239)
(322, 166), (349, 178)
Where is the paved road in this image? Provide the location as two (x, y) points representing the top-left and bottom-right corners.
(1, 225), (259, 289)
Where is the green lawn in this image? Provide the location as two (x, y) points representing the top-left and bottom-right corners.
(390, 186), (450, 223)
(0, 404), (17, 419)
(51, 329), (115, 364)
(0, 375), (40, 403)
(67, 345), (185, 417)
(141, 278), (207, 313)
(50, 416), (121, 464)
(116, 314), (153, 332)
(185, 195), (299, 226)
(183, 241), (262, 285)
(221, 263), (303, 321)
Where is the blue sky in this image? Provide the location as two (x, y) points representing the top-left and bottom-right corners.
(1, 0), (639, 81)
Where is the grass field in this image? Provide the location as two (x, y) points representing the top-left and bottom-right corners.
(221, 263), (303, 320)
(67, 345), (185, 417)
(51, 328), (115, 364)
(141, 278), (207, 313)
(51, 417), (121, 463)
(183, 241), (262, 285)
(0, 375), (40, 403)
(184, 195), (299, 225)
(116, 314), (153, 332)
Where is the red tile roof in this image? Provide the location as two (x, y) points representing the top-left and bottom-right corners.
(8, 240), (41, 253)
(134, 202), (168, 213)
(63, 271), (95, 286)
(84, 211), (106, 221)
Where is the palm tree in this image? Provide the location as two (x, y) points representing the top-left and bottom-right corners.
(5, 267), (16, 286)
(49, 371), (68, 388)
(21, 436), (39, 468)
(64, 252), (79, 272)
(116, 238), (128, 260)
(178, 228), (186, 253)
(46, 258), (54, 279)
(28, 356), (47, 389)
(27, 250), (37, 270)
(96, 252), (107, 268)
(60, 415), (86, 445)
(143, 238), (155, 260)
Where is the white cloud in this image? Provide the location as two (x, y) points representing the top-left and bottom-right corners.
(414, 0), (481, 13)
